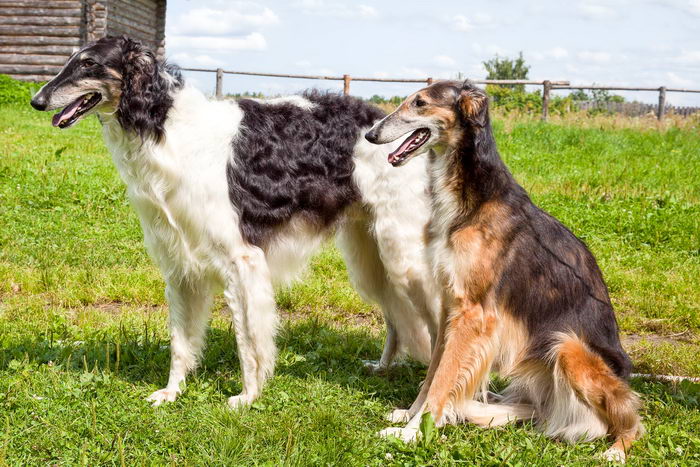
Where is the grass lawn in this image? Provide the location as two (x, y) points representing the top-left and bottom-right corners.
(1, 103), (699, 465)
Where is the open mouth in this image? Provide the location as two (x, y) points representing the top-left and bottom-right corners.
(52, 92), (102, 128)
(388, 128), (431, 166)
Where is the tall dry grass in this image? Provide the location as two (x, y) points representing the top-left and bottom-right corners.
(370, 101), (700, 132)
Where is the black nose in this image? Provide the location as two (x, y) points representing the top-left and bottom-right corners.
(365, 128), (379, 144)
(30, 94), (47, 111)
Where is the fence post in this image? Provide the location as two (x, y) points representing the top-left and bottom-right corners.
(542, 80), (551, 121)
(427, 77), (433, 85)
(343, 74), (351, 95)
(215, 68), (223, 99)
(657, 86), (666, 121)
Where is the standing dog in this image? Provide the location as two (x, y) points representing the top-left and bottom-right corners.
(30, 36), (440, 408)
(365, 80), (642, 462)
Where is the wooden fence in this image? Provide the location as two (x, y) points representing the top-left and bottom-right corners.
(575, 100), (699, 117)
(181, 67), (700, 121)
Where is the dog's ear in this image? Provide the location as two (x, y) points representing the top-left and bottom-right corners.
(118, 36), (167, 140)
(457, 82), (488, 128)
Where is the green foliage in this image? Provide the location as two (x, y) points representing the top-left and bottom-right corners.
(568, 88), (627, 115)
(227, 91), (266, 99)
(419, 412), (436, 446)
(486, 85), (574, 115)
(0, 74), (43, 106)
(483, 52), (530, 91)
(570, 89), (590, 101)
(368, 95), (406, 106)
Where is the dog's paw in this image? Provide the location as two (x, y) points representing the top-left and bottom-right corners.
(147, 388), (179, 406)
(386, 409), (412, 423)
(601, 447), (626, 464)
(362, 359), (388, 374)
(378, 426), (420, 443)
(227, 393), (255, 410)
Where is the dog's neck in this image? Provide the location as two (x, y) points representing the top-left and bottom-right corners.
(429, 119), (516, 220)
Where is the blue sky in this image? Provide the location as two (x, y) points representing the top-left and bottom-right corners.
(165, 0), (700, 105)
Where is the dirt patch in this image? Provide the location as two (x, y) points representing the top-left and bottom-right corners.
(622, 332), (697, 347)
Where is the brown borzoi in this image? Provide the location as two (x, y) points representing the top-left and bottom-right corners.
(365, 80), (642, 463)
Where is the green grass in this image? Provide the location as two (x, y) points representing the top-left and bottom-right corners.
(1, 103), (699, 465)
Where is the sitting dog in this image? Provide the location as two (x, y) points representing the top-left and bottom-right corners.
(365, 80), (642, 463)
(30, 36), (440, 408)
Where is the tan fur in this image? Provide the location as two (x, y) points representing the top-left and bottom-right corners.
(375, 81), (642, 461)
(556, 334), (643, 455)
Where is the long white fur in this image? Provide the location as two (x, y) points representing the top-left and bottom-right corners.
(96, 84), (439, 407)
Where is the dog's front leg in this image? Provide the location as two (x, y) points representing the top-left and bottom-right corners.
(148, 280), (213, 406)
(224, 247), (279, 409)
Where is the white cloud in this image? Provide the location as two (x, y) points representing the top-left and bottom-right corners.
(434, 55), (457, 67)
(533, 47), (569, 61)
(399, 67), (429, 79)
(168, 33), (267, 53)
(577, 50), (613, 63)
(577, 2), (618, 20)
(449, 13), (496, 32)
(170, 2), (279, 36)
(294, 1), (379, 18)
(549, 47), (569, 59)
(452, 15), (472, 31)
(665, 71), (694, 87)
(651, 0), (700, 17)
(170, 52), (220, 67)
(295, 59), (311, 68)
(471, 43), (510, 57)
(672, 50), (700, 64)
(358, 5), (378, 17)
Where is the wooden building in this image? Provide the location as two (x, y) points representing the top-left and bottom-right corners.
(0, 0), (166, 82)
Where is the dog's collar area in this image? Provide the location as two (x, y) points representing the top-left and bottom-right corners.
(52, 92), (102, 128)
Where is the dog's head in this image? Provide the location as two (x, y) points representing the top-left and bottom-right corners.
(365, 80), (488, 167)
(30, 35), (179, 140)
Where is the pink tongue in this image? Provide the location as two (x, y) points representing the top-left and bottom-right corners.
(389, 132), (419, 160)
(52, 97), (83, 127)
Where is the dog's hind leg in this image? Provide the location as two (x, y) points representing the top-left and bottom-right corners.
(224, 247), (279, 409)
(336, 208), (399, 372)
(147, 279), (213, 406)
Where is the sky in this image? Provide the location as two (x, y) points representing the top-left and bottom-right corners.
(164, 0), (700, 106)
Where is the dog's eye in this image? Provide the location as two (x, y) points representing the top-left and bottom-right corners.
(415, 98), (427, 107)
(82, 59), (97, 68)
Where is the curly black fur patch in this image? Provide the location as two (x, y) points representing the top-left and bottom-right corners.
(228, 92), (385, 247)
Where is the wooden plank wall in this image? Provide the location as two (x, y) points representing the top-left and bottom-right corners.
(0, 0), (165, 82)
(0, 0), (84, 81)
(107, 0), (164, 57)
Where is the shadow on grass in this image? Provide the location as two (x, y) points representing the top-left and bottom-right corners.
(0, 317), (425, 408)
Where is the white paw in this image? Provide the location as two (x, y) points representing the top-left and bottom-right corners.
(227, 393), (255, 410)
(147, 388), (179, 407)
(602, 447), (626, 464)
(378, 427), (420, 443)
(386, 409), (411, 423)
(362, 360), (387, 374)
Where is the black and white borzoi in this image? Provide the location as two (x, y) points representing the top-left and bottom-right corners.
(30, 36), (439, 408)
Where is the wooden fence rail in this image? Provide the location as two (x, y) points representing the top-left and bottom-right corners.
(181, 66), (700, 121)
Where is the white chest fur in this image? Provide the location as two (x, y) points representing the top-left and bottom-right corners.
(426, 152), (462, 292)
(100, 86), (244, 283)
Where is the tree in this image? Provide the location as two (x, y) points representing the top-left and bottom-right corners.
(483, 52), (530, 91)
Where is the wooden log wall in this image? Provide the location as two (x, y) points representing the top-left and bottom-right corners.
(0, 0), (165, 82)
(0, 0), (83, 81)
(107, 0), (164, 57)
